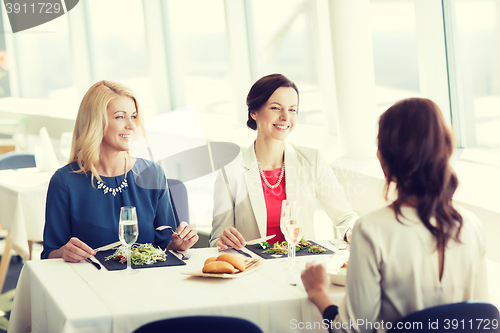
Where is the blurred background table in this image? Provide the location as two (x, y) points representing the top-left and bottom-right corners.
(0, 169), (52, 291)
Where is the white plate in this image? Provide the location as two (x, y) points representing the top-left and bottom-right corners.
(328, 271), (347, 286)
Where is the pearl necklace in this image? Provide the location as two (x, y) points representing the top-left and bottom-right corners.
(256, 158), (285, 189)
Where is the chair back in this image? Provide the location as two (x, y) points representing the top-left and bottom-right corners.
(388, 301), (500, 332)
(167, 179), (189, 225)
(132, 315), (263, 333)
(0, 152), (36, 170)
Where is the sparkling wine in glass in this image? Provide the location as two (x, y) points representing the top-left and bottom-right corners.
(285, 202), (302, 267)
(119, 206), (138, 272)
(280, 200), (293, 262)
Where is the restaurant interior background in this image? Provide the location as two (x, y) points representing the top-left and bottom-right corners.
(0, 0), (499, 264)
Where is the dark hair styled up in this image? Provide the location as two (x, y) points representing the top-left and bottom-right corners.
(246, 74), (299, 130)
(377, 98), (463, 252)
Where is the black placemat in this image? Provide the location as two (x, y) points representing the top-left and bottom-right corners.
(94, 249), (186, 271)
(245, 240), (333, 260)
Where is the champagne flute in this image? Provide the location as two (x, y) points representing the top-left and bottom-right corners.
(119, 206), (139, 272)
(280, 200), (293, 264)
(285, 202), (302, 267)
(332, 225), (350, 251)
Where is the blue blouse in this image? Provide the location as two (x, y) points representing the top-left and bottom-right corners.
(41, 158), (177, 259)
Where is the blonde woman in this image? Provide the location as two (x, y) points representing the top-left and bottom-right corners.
(42, 81), (198, 262)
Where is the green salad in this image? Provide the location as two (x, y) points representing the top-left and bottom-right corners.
(308, 245), (327, 253)
(258, 238), (327, 255)
(105, 243), (167, 265)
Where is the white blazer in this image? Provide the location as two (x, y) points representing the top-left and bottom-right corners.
(210, 142), (359, 246)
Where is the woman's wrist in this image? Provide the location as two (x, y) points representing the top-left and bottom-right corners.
(308, 288), (335, 314)
(48, 248), (59, 259)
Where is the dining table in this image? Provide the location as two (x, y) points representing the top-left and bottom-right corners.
(0, 168), (53, 291)
(8, 239), (500, 333)
(8, 241), (348, 333)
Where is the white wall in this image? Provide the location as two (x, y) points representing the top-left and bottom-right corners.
(333, 161), (500, 263)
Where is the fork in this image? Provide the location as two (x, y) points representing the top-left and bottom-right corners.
(172, 250), (191, 260)
(158, 226), (191, 259)
(156, 225), (176, 233)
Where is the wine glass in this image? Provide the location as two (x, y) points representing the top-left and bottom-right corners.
(280, 200), (293, 264)
(119, 206), (139, 272)
(285, 202), (302, 268)
(332, 225), (350, 251)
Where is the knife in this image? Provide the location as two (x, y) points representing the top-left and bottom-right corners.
(94, 241), (122, 253)
(246, 234), (276, 246)
(234, 248), (253, 258)
(217, 247), (254, 258)
(85, 257), (101, 270)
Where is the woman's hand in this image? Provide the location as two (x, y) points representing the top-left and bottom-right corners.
(301, 262), (334, 314)
(344, 228), (352, 244)
(217, 227), (246, 250)
(48, 237), (96, 263)
(167, 221), (199, 251)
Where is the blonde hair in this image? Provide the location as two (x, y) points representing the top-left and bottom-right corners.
(69, 80), (144, 185)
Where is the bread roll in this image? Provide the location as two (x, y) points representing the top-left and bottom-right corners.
(204, 257), (217, 266)
(217, 253), (246, 272)
(202, 261), (235, 274)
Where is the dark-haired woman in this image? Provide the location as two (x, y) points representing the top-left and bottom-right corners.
(210, 74), (358, 249)
(301, 98), (488, 331)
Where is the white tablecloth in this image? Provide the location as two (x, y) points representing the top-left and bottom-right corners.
(0, 169), (52, 260)
(9, 244), (500, 333)
(8, 245), (346, 333)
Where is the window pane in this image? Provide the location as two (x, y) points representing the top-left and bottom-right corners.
(13, 15), (72, 100)
(450, 0), (500, 148)
(165, 0), (230, 113)
(370, 0), (421, 113)
(249, 0), (322, 127)
(87, 0), (152, 106)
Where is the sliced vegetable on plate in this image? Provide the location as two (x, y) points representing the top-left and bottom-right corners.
(105, 243), (166, 265)
(258, 238), (326, 255)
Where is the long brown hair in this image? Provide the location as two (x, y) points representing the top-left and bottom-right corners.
(377, 98), (463, 252)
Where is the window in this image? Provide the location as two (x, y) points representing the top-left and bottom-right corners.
(446, 0), (500, 150)
(164, 0), (231, 114)
(370, 0), (421, 114)
(9, 13), (72, 100)
(248, 0), (323, 127)
(87, 0), (152, 107)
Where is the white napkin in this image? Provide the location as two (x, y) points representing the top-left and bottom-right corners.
(34, 127), (60, 172)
